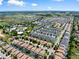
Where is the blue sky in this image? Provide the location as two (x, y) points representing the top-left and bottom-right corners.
(0, 0), (79, 11)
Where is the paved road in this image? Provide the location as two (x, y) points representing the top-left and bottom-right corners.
(53, 23), (69, 49)
(0, 30), (5, 38)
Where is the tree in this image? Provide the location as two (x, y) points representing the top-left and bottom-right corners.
(0, 25), (3, 29)
(48, 55), (54, 59)
(13, 56), (17, 59)
(10, 30), (17, 36)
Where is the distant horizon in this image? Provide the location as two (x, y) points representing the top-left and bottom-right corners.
(0, 10), (79, 12)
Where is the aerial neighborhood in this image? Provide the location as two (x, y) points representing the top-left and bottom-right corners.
(0, 12), (79, 59)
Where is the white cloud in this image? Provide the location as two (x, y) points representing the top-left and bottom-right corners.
(32, 3), (38, 7)
(52, 0), (64, 2)
(0, 0), (3, 5)
(8, 0), (25, 6)
(48, 7), (53, 10)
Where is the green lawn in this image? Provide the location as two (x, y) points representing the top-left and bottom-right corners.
(70, 55), (79, 59)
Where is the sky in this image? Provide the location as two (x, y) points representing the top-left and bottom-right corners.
(0, 0), (79, 11)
